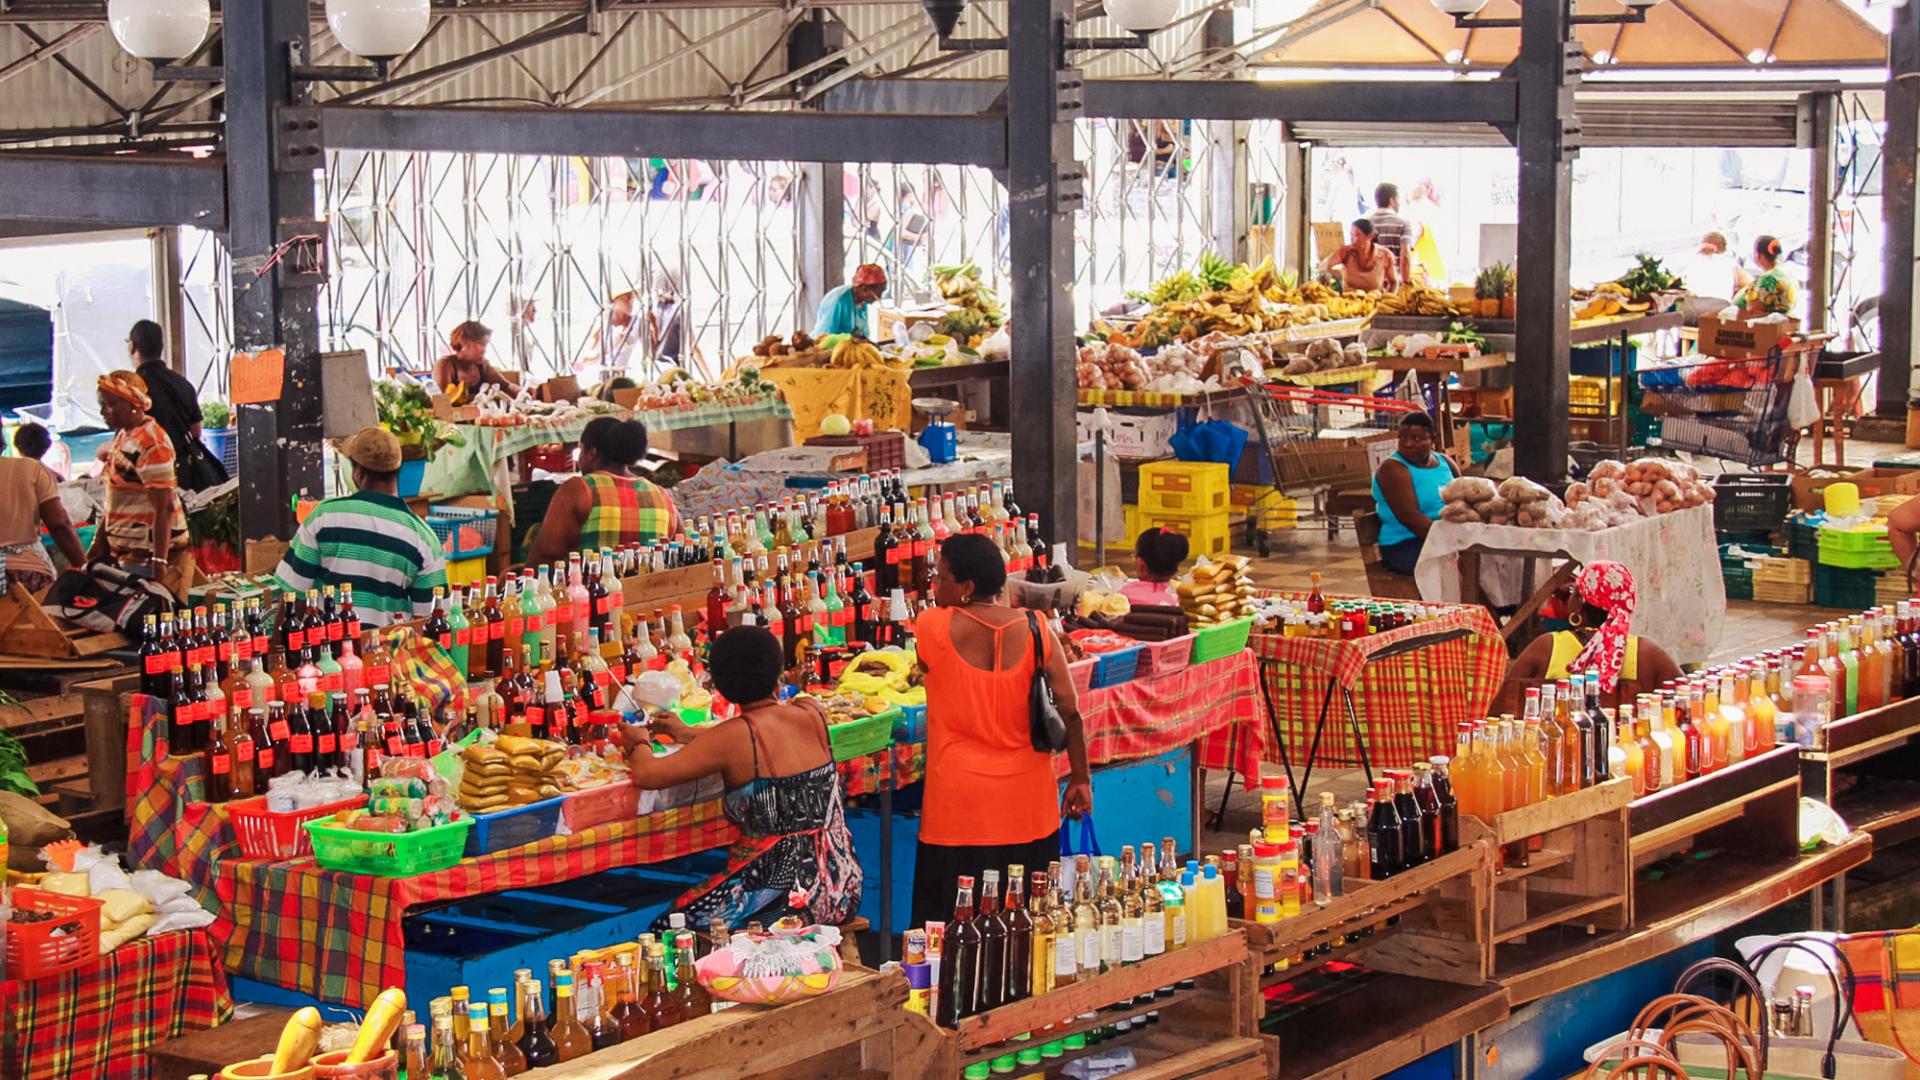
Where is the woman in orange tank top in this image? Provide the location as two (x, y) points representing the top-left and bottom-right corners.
(908, 534), (1092, 926)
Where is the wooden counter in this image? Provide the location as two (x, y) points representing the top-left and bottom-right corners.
(1265, 971), (1509, 1080)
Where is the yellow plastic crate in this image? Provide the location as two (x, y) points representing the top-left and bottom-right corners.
(447, 554), (488, 587)
(1569, 375), (1622, 418)
(1139, 461), (1231, 516)
(1136, 508), (1233, 560)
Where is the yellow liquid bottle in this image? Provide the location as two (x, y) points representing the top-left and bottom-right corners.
(1496, 719), (1524, 812)
(1746, 665), (1776, 753)
(1617, 712), (1646, 796)
(1718, 673), (1747, 764)
(1522, 718), (1548, 806)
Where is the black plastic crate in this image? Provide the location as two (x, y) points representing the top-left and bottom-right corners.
(1712, 473), (1793, 532)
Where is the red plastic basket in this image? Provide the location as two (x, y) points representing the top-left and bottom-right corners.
(1133, 633), (1195, 681)
(561, 782), (639, 833)
(524, 444), (575, 473)
(7, 887), (102, 980)
(229, 794), (369, 860)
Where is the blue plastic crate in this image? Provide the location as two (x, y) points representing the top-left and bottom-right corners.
(427, 506), (499, 560)
(1091, 645), (1142, 689)
(1571, 342), (1637, 377)
(464, 796), (567, 857)
(892, 702), (926, 743)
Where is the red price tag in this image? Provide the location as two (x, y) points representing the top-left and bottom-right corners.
(834, 608), (852, 627)
(256, 747), (275, 771)
(428, 739), (444, 756)
(324, 673), (343, 693)
(914, 540), (931, 558)
(797, 615), (814, 633)
(608, 663), (628, 684)
(346, 620), (361, 640)
(236, 638), (254, 661)
(405, 742), (426, 758)
(341, 729), (358, 751)
(387, 734), (405, 756)
(529, 614), (544, 633)
(219, 642), (235, 664)
(767, 619), (785, 638)
(507, 617), (525, 640)
(317, 733), (337, 755)
(233, 689), (253, 710)
(886, 545), (907, 565)
(490, 621), (505, 641)
(366, 665), (389, 686)
(269, 720), (290, 741)
(289, 733), (313, 755)
(145, 654), (168, 675)
(597, 595), (616, 615)
(235, 741), (256, 763)
(211, 753), (231, 775)
(329, 622), (344, 642)
(287, 630), (305, 651)
(527, 705), (546, 728)
(575, 602), (590, 625)
(252, 634), (269, 656)
(438, 633), (453, 650)
(453, 627), (469, 647)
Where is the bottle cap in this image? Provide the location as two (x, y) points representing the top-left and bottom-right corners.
(990, 1053), (1017, 1074)
(1017, 1048), (1043, 1065)
(963, 1066), (992, 1079)
(1041, 1040), (1065, 1058)
(1063, 1033), (1088, 1050)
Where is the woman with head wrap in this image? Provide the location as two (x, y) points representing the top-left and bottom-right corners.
(90, 370), (193, 592)
(812, 263), (888, 338)
(1507, 560), (1683, 709)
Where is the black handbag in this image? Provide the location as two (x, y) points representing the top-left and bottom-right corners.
(176, 436), (228, 492)
(1026, 610), (1069, 753)
(45, 561), (175, 633)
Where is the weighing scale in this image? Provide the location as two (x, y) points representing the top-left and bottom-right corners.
(913, 396), (959, 464)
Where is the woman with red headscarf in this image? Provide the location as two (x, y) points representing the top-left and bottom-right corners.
(813, 263), (887, 338)
(1508, 560), (1683, 709)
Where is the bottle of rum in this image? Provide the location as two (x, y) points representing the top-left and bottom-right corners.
(548, 972), (593, 1062)
(936, 876), (982, 1027)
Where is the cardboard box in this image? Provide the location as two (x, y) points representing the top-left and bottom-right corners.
(1792, 467), (1920, 511)
(1696, 315), (1800, 360)
(538, 375), (582, 403)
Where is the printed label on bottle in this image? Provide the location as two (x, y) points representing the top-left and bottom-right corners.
(145, 654), (168, 674)
(405, 741), (426, 758)
(289, 733), (313, 755)
(914, 539), (931, 558)
(1077, 929), (1100, 971)
(219, 642), (235, 664)
(885, 545), (906, 565)
(1143, 913), (1166, 955)
(1170, 911), (1187, 947)
(1101, 924), (1122, 966)
(346, 620), (361, 640)
(597, 595), (616, 615)
(767, 619), (785, 638)
(1252, 867), (1277, 901)
(574, 601), (590, 624)
(211, 753), (230, 775)
(235, 741), (255, 763)
(364, 748), (381, 771)
(236, 639), (254, 661)
(608, 663), (628, 684)
(366, 665), (389, 686)
(252, 634), (269, 656)
(489, 620), (505, 640)
(317, 733), (337, 756)
(507, 617), (525, 639)
(427, 739), (443, 756)
(340, 729), (358, 751)
(527, 705), (546, 728)
(269, 719), (290, 742)
(528, 613), (544, 633)
(438, 633), (453, 650)
(287, 630), (305, 650)
(453, 627), (469, 647)
(233, 689), (253, 710)
(324, 673), (343, 694)
(796, 615), (813, 632)
(833, 607), (852, 627)
(386, 734), (405, 756)
(1056, 933), (1079, 976)
(256, 747), (274, 771)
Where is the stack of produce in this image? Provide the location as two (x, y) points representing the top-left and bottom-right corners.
(458, 735), (567, 812)
(1176, 555), (1253, 628)
(933, 262), (1005, 347)
(1277, 336), (1368, 376)
(837, 649), (925, 708)
(1565, 459), (1715, 526)
(1437, 476), (1566, 527)
(1370, 284), (1463, 317)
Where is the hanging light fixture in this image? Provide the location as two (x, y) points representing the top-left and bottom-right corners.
(107, 0), (210, 62)
(1104, 0), (1181, 33)
(325, 0), (431, 61)
(1431, 0), (1490, 13)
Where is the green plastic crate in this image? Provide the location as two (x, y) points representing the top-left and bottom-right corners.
(1817, 527), (1899, 570)
(828, 708), (897, 762)
(1190, 616), (1255, 665)
(304, 815), (473, 877)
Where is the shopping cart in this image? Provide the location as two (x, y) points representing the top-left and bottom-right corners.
(1236, 378), (1422, 556)
(1639, 342), (1817, 468)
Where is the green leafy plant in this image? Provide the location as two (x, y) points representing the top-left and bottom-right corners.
(373, 380), (466, 459)
(187, 485), (239, 550)
(1443, 321), (1489, 351)
(201, 401), (232, 430)
(1616, 253), (1683, 297)
(0, 693), (38, 798)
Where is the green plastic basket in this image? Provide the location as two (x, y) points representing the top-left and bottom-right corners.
(828, 708), (897, 762)
(1190, 616), (1255, 665)
(1817, 527), (1898, 570)
(304, 815), (473, 877)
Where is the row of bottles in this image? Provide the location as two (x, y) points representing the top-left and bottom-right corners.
(933, 839), (1230, 1028)
(400, 922), (723, 1076)
(1453, 675), (1615, 822)
(1272, 573), (1454, 639)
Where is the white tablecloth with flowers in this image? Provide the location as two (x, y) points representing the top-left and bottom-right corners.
(1413, 503), (1724, 664)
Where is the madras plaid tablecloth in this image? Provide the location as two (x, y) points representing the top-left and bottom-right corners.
(1251, 604), (1506, 769)
(1080, 650), (1267, 785)
(0, 929), (231, 1080)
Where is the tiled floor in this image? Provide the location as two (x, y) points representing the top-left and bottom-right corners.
(1193, 435), (1913, 851)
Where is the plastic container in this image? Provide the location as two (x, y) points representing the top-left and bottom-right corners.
(464, 796), (568, 857)
(1817, 527), (1899, 570)
(1190, 616), (1255, 664)
(1793, 675), (1833, 749)
(1067, 658), (1097, 701)
(828, 708), (896, 762)
(1132, 633), (1195, 680)
(6, 887), (102, 979)
(561, 782), (639, 833)
(1090, 644), (1142, 689)
(1135, 508), (1232, 560)
(219, 1061), (315, 1080)
(1138, 460), (1231, 516)
(1711, 473), (1793, 532)
(310, 1050), (399, 1079)
(305, 815), (473, 877)
(425, 506), (499, 560)
(892, 702), (927, 743)
(229, 794), (369, 861)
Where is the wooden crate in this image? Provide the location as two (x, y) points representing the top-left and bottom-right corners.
(1234, 836), (1495, 990)
(951, 930), (1274, 1079)
(1464, 778), (1633, 964)
(531, 967), (954, 1079)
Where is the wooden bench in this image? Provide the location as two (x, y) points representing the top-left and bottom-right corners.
(1353, 509), (1423, 600)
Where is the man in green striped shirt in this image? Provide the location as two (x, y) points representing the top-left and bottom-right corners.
(274, 427), (447, 627)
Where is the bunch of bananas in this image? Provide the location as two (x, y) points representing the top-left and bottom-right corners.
(1372, 284), (1463, 317)
(1573, 281), (1651, 319)
(933, 261), (1005, 334)
(1132, 258), (1289, 348)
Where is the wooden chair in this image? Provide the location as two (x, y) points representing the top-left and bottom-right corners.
(1354, 509), (1424, 600)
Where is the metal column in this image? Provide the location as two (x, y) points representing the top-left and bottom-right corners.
(1512, 0), (1579, 483)
(149, 226), (188, 375)
(1280, 132), (1310, 277)
(1880, 0), (1918, 414)
(1006, 0), (1081, 543)
(1203, 8), (1248, 264)
(796, 162), (845, 330)
(226, 0), (323, 542)
(1804, 92), (1836, 334)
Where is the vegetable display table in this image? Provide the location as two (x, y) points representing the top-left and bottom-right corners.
(1415, 503), (1725, 665)
(0, 929), (230, 1080)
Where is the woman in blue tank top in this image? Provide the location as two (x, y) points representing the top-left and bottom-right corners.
(1370, 412), (1456, 575)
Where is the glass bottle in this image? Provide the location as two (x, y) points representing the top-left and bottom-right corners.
(548, 973), (592, 1062)
(576, 961), (621, 1050)
(429, 1014), (461, 1080)
(516, 976), (558, 1067)
(1004, 864), (1034, 1002)
(612, 956), (650, 1040)
(1394, 770), (1427, 866)
(642, 941), (683, 1031)
(1429, 755), (1459, 853)
(1367, 778), (1403, 879)
(485, 988), (526, 1076)
(1072, 856), (1101, 979)
(1312, 790), (1344, 902)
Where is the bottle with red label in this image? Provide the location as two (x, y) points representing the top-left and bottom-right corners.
(229, 707), (256, 800)
(279, 591), (305, 657)
(339, 584), (361, 648)
(248, 707), (277, 781)
(139, 614), (169, 699)
(426, 587), (453, 652)
(265, 700), (293, 778)
(245, 598), (269, 662)
(285, 693), (318, 775)
(211, 604), (235, 683)
(205, 706), (232, 802)
(479, 577), (506, 678)
(321, 584), (346, 658)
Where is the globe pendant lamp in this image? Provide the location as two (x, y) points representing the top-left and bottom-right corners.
(325, 0), (431, 61)
(1104, 0), (1180, 33)
(1431, 0), (1490, 14)
(107, 0), (210, 62)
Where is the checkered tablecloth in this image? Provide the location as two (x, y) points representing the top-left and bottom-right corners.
(1251, 605), (1506, 770)
(1078, 650), (1267, 786)
(0, 929), (231, 1080)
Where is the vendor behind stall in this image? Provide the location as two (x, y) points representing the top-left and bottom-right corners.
(528, 416), (680, 563)
(273, 427), (448, 628)
(1122, 527), (1188, 607)
(1736, 234), (1797, 317)
(0, 423), (85, 594)
(1509, 561), (1682, 707)
(433, 320), (520, 398)
(621, 625), (861, 929)
(89, 372), (192, 592)
(1371, 412), (1455, 575)
(812, 263), (887, 338)
(1319, 218), (1398, 293)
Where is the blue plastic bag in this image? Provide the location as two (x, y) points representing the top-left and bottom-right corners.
(1169, 416), (1249, 465)
(1057, 815), (1103, 896)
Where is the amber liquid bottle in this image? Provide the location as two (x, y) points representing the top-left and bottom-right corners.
(228, 708), (256, 799)
(937, 875), (982, 1026)
(548, 973), (593, 1062)
(673, 931), (711, 1018)
(642, 941), (683, 1031)
(612, 956), (651, 1040)
(205, 707), (232, 802)
(459, 1002), (507, 1079)
(578, 961), (621, 1050)
(1003, 863), (1035, 1002)
(488, 988), (528, 1075)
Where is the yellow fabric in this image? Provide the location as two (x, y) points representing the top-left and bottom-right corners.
(760, 366), (913, 440)
(1412, 225), (1447, 285)
(1546, 630), (1638, 683)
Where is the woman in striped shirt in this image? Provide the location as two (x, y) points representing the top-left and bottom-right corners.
(529, 417), (680, 563)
